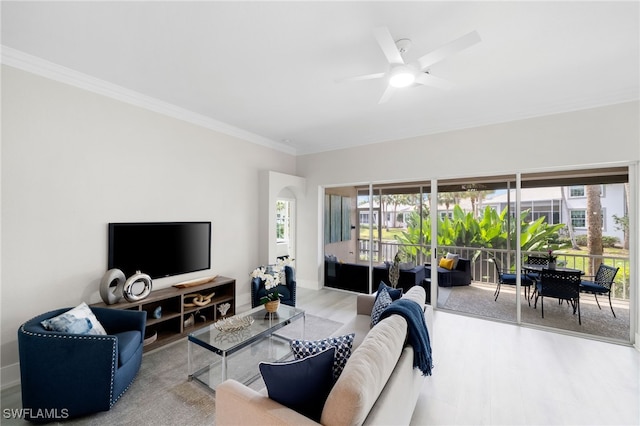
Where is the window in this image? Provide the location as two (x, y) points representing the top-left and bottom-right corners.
(570, 185), (604, 198)
(570, 186), (585, 197)
(531, 211), (560, 224)
(571, 210), (586, 228)
(276, 200), (290, 242)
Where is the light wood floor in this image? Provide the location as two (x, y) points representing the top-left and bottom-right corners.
(295, 287), (640, 425)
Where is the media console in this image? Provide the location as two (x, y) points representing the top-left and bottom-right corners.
(92, 276), (236, 351)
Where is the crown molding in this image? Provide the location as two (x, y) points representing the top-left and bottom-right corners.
(1, 46), (297, 156)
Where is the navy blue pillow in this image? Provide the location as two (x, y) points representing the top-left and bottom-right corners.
(259, 347), (335, 421)
(377, 281), (402, 301)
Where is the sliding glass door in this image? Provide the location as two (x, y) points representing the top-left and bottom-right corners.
(433, 175), (522, 321)
(518, 167), (631, 341)
(322, 165), (634, 344)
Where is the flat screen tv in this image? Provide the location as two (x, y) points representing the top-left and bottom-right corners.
(108, 222), (211, 279)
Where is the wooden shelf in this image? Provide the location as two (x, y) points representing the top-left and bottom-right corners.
(92, 275), (236, 351)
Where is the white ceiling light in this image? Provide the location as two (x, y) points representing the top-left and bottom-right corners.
(389, 65), (416, 88)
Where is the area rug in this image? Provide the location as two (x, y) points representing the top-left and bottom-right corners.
(8, 314), (343, 426)
(442, 283), (630, 341)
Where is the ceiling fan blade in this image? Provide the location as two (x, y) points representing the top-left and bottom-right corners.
(415, 73), (454, 90)
(373, 26), (405, 65)
(336, 72), (386, 83)
(378, 85), (396, 104)
(417, 30), (481, 70)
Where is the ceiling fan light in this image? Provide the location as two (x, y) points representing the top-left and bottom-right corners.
(389, 67), (415, 88)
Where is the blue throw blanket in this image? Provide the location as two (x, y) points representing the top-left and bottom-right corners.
(380, 298), (433, 376)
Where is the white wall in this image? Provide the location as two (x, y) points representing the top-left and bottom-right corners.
(0, 66), (296, 386)
(295, 101), (640, 342)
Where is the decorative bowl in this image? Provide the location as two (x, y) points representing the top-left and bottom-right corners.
(214, 315), (254, 333)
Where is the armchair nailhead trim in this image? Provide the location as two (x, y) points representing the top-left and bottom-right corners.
(19, 324), (118, 406)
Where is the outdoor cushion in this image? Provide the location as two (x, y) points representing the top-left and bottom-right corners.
(439, 258), (455, 270)
(580, 280), (608, 294)
(502, 273), (534, 286)
(445, 253), (460, 269)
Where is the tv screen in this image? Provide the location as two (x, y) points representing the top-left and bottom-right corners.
(108, 222), (211, 279)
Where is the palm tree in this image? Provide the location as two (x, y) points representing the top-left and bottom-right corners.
(561, 186), (580, 249)
(586, 185), (603, 275)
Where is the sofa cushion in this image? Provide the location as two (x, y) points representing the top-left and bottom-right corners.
(40, 302), (107, 335)
(321, 315), (408, 426)
(370, 287), (392, 326)
(259, 347), (336, 422)
(439, 258), (454, 270)
(290, 333), (355, 381)
(114, 330), (141, 366)
(446, 253), (460, 269)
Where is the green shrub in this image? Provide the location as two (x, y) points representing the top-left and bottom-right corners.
(574, 235), (619, 248)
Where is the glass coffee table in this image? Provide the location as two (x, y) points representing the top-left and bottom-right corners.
(187, 304), (305, 391)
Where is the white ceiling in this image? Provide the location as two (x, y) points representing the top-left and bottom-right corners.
(2, 1), (639, 155)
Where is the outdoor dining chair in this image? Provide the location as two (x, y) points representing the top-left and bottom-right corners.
(488, 257), (535, 306)
(524, 255), (547, 278)
(534, 268), (582, 325)
(580, 264), (620, 318)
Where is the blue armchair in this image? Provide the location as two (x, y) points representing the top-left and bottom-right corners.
(18, 306), (146, 421)
(251, 265), (297, 308)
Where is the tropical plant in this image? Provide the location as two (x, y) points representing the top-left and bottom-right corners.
(394, 205), (569, 260)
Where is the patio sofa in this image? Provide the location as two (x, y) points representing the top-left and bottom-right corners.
(425, 257), (472, 287)
(372, 263), (425, 294)
(216, 285), (433, 425)
(324, 255), (369, 293)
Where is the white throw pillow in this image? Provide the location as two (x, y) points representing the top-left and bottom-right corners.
(446, 253), (460, 269)
(41, 302), (107, 335)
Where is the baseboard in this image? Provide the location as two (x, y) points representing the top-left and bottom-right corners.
(1, 363), (21, 391)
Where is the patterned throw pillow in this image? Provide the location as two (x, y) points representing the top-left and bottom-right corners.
(41, 302), (107, 335)
(371, 287), (392, 327)
(376, 281), (402, 301)
(290, 333), (355, 381)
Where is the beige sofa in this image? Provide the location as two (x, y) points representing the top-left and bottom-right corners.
(216, 285), (433, 426)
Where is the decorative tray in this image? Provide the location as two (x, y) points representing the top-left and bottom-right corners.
(213, 315), (254, 333)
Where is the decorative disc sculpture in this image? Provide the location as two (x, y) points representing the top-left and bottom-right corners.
(123, 270), (153, 302)
(99, 268), (126, 305)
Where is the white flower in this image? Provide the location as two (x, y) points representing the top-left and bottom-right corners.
(250, 266), (280, 290)
(250, 258), (293, 291)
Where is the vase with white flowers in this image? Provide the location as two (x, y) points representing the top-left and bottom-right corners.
(250, 258), (293, 312)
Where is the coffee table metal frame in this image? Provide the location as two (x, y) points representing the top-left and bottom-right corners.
(187, 304), (305, 391)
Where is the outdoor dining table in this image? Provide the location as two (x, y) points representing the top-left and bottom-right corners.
(522, 263), (585, 324)
(522, 264), (584, 274)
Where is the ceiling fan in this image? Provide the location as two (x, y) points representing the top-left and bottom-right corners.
(342, 27), (481, 104)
